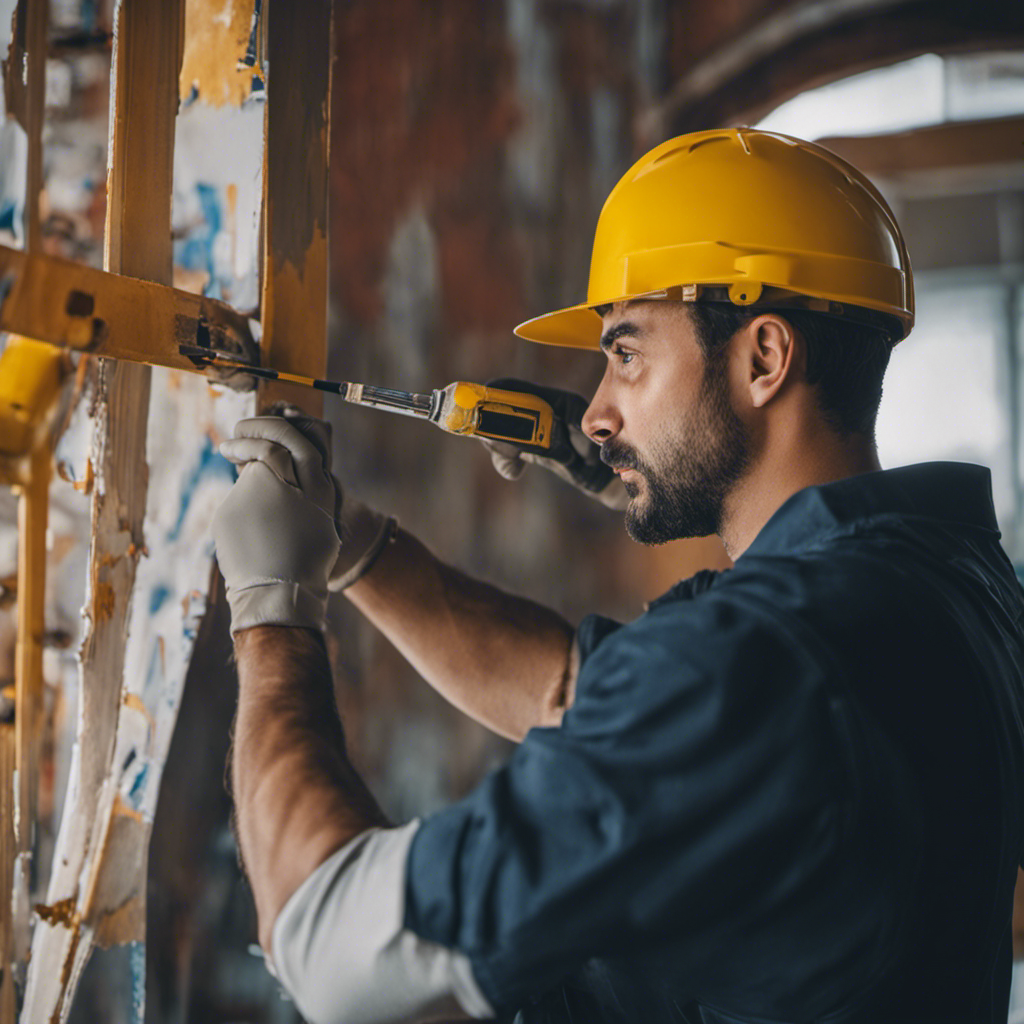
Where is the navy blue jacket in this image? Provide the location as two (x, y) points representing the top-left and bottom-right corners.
(405, 463), (1024, 1023)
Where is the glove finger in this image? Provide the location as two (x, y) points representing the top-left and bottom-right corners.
(219, 437), (299, 487)
(231, 416), (332, 497)
(492, 451), (525, 481)
(481, 439), (525, 480)
(275, 409), (345, 520)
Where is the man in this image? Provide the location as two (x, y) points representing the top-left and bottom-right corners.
(213, 130), (1024, 1023)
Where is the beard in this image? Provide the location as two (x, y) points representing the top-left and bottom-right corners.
(600, 360), (751, 544)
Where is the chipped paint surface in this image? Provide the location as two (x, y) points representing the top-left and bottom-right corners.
(24, 372), (251, 1019)
(90, 581), (114, 623)
(179, 0), (256, 108)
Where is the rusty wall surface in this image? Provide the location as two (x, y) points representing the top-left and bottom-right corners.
(322, 0), (730, 831)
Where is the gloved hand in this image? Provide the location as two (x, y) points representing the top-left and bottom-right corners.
(214, 412), (340, 634)
(214, 411), (394, 635)
(481, 378), (628, 511)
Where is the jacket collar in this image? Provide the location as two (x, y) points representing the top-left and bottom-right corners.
(742, 461), (1000, 560)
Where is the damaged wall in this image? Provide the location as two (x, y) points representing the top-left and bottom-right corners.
(0, 1), (1019, 1021)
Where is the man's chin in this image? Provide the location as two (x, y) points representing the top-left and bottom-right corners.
(624, 497), (671, 546)
(624, 490), (716, 546)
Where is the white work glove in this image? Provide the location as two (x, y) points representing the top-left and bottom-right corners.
(214, 410), (393, 636)
(481, 378), (628, 511)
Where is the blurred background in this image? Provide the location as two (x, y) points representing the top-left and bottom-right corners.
(0, 0), (1021, 1020)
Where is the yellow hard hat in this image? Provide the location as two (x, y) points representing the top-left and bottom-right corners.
(514, 128), (914, 348)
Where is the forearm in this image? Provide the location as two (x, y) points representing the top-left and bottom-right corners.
(232, 625), (388, 951)
(346, 528), (577, 741)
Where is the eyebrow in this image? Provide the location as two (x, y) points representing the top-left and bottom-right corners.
(599, 321), (641, 351)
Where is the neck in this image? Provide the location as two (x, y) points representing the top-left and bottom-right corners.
(719, 426), (881, 560)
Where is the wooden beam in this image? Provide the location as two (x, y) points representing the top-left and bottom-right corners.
(0, 340), (67, 1009)
(0, 244), (258, 370)
(22, 0), (184, 1016)
(817, 115), (1024, 178)
(1, 0), (48, 250)
(9, 441), (48, 998)
(658, 1), (1024, 138)
(22, 0), (46, 253)
(0, 3), (50, 1020)
(80, 0), (182, 948)
(0, 725), (14, 1024)
(259, 0), (332, 414)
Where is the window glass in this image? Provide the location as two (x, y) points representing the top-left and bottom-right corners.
(875, 280), (1018, 539)
(756, 51), (1024, 141)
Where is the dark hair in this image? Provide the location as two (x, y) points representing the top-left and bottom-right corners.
(687, 302), (895, 437)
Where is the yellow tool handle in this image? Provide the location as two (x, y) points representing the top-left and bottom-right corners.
(438, 382), (554, 449)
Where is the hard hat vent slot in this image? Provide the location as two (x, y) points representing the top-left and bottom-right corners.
(687, 136), (728, 154)
(651, 145), (686, 166)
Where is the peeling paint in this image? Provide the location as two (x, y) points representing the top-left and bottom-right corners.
(33, 895), (77, 929)
(70, 459), (92, 496)
(91, 581), (115, 621)
(179, 0), (257, 108)
(120, 693), (153, 732)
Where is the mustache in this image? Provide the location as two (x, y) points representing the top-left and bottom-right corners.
(599, 438), (641, 473)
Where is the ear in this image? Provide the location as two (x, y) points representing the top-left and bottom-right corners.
(743, 314), (798, 409)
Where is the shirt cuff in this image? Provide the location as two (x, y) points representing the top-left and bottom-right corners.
(269, 821), (494, 1024)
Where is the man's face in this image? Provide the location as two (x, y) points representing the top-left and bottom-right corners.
(582, 302), (751, 544)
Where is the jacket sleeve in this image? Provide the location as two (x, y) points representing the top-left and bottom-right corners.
(403, 595), (921, 1017)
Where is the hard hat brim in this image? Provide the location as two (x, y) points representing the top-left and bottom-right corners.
(515, 278), (913, 350)
(514, 303), (605, 349)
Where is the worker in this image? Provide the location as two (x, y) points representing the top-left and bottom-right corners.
(211, 130), (1024, 1023)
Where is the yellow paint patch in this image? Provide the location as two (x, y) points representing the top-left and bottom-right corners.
(61, 455), (93, 494)
(179, 0), (255, 107)
(121, 692), (155, 733)
(112, 793), (146, 824)
(261, 229), (328, 414)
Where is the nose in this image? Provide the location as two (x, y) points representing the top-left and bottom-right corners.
(581, 368), (622, 444)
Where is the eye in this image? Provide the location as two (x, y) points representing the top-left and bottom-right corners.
(613, 344), (635, 365)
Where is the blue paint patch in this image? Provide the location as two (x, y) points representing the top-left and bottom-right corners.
(149, 585), (171, 615)
(129, 941), (146, 1024)
(127, 762), (148, 803)
(140, 643), (164, 711)
(168, 435), (234, 543)
(174, 182), (224, 300)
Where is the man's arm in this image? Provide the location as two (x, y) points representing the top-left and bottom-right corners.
(345, 527), (578, 741)
(232, 624), (388, 951)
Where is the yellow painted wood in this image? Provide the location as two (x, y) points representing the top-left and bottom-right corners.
(80, 0), (183, 940)
(0, 244), (257, 371)
(1, 4), (50, 1021)
(259, 0), (332, 415)
(22, 0), (185, 1017)
(0, 724), (15, 1023)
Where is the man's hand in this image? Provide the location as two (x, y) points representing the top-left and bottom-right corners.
(215, 413), (341, 634)
(481, 378), (628, 510)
